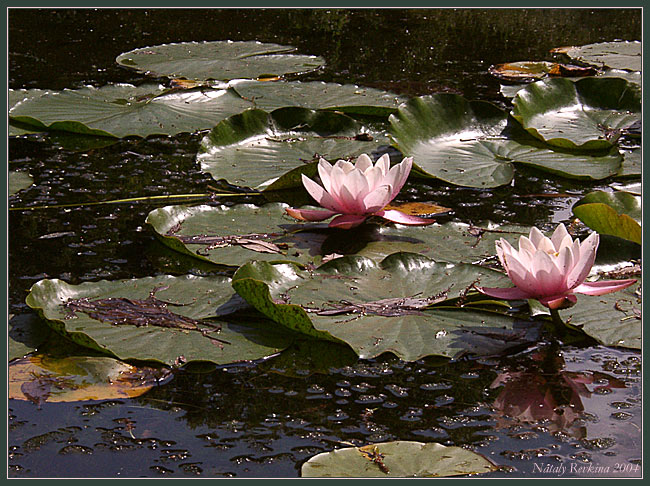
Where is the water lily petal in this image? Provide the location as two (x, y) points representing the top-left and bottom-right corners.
(355, 153), (373, 173)
(363, 185), (393, 213)
(532, 250), (566, 296)
(518, 235), (537, 255)
(572, 279), (637, 296)
(338, 183), (366, 214)
(374, 209), (435, 226)
(550, 223), (570, 251)
(566, 232), (599, 289)
(528, 226), (546, 247)
(328, 214), (368, 229)
(285, 207), (337, 222)
(375, 153), (391, 176)
(301, 174), (342, 212)
(317, 158), (334, 194)
(501, 250), (539, 295)
(387, 157), (412, 199)
(363, 165), (385, 192)
(553, 245), (574, 282)
(333, 159), (355, 174)
(477, 286), (531, 300)
(539, 294), (577, 310)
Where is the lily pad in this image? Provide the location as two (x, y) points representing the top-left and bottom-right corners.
(389, 94), (623, 187)
(9, 83), (253, 138)
(231, 79), (407, 116)
(511, 77), (640, 150)
(25, 275), (294, 366)
(9, 313), (52, 361)
(618, 148), (641, 177)
(9, 355), (173, 404)
(232, 252), (540, 361)
(197, 107), (391, 189)
(9, 89), (49, 136)
(301, 441), (497, 478)
(558, 282), (640, 349)
(555, 41), (641, 71)
(146, 202), (530, 268)
(9, 171), (33, 195)
(572, 190), (641, 244)
(116, 41), (325, 81)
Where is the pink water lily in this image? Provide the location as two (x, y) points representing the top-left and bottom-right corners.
(478, 223), (636, 309)
(285, 154), (435, 229)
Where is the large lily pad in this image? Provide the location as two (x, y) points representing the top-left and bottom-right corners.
(9, 355), (173, 404)
(232, 252), (540, 361)
(231, 80), (406, 116)
(301, 441), (497, 478)
(556, 41), (641, 71)
(389, 94), (622, 188)
(9, 89), (49, 136)
(197, 107), (391, 189)
(9, 314), (52, 361)
(572, 190), (641, 244)
(559, 282), (640, 349)
(146, 202), (530, 268)
(116, 41), (325, 81)
(9, 83), (253, 138)
(25, 275), (294, 366)
(9, 171), (33, 195)
(511, 77), (641, 150)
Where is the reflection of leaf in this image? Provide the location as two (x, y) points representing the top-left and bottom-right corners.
(9, 355), (173, 404)
(301, 441), (497, 478)
(572, 190), (641, 244)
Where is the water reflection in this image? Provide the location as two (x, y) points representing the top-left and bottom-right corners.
(490, 344), (625, 438)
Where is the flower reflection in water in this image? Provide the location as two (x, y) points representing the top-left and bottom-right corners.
(490, 345), (626, 438)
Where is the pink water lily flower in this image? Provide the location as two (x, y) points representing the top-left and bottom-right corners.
(285, 154), (435, 229)
(478, 223), (636, 309)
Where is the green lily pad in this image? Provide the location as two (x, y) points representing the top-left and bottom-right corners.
(572, 190), (641, 244)
(116, 41), (325, 82)
(558, 41), (641, 71)
(146, 202), (530, 268)
(389, 94), (623, 187)
(9, 171), (33, 195)
(558, 282), (640, 349)
(618, 148), (641, 177)
(197, 107), (391, 189)
(231, 79), (406, 116)
(232, 252), (540, 361)
(25, 275), (294, 366)
(301, 441), (497, 478)
(9, 314), (52, 361)
(9, 83), (253, 138)
(9, 89), (49, 136)
(511, 77), (641, 150)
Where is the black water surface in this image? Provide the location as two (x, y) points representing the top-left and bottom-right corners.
(8, 8), (642, 478)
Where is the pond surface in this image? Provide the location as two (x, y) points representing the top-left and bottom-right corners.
(8, 8), (642, 478)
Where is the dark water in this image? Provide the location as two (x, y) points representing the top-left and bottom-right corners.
(8, 8), (642, 478)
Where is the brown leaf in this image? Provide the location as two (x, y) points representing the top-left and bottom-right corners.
(383, 201), (451, 217)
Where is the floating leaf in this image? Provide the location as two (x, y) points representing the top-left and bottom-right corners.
(389, 94), (623, 187)
(147, 202), (530, 268)
(116, 41), (325, 82)
(231, 79), (406, 116)
(25, 275), (294, 366)
(232, 252), (540, 361)
(572, 190), (641, 244)
(618, 148), (641, 177)
(9, 89), (49, 136)
(9, 171), (33, 195)
(489, 61), (598, 83)
(554, 41), (641, 71)
(9, 314), (52, 361)
(301, 441), (497, 478)
(558, 283), (641, 349)
(511, 77), (640, 150)
(197, 107), (390, 189)
(9, 355), (173, 404)
(9, 83), (253, 138)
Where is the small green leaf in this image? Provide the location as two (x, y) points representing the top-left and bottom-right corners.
(9, 171), (33, 195)
(572, 191), (641, 244)
(301, 441), (497, 478)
